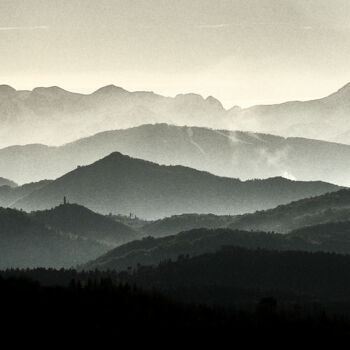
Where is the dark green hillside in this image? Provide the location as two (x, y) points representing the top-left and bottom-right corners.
(83, 221), (350, 271)
(0, 207), (106, 269)
(229, 189), (350, 233)
(123, 246), (350, 306)
(32, 203), (139, 245)
(141, 213), (235, 237)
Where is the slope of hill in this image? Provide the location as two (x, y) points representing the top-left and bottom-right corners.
(230, 82), (350, 144)
(0, 207), (107, 269)
(229, 189), (350, 233)
(141, 213), (235, 237)
(117, 246), (350, 306)
(0, 177), (17, 188)
(0, 180), (52, 207)
(82, 222), (350, 272)
(11, 152), (341, 219)
(137, 188), (350, 238)
(81, 229), (291, 271)
(31, 203), (139, 245)
(289, 221), (350, 244)
(3, 124), (350, 186)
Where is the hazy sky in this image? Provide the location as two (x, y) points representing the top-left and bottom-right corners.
(1, 0), (350, 107)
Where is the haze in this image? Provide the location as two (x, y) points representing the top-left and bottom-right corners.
(1, 0), (350, 107)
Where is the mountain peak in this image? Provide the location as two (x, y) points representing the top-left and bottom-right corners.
(88, 151), (135, 168)
(0, 85), (16, 96)
(32, 86), (70, 95)
(93, 85), (128, 95)
(103, 151), (127, 160)
(175, 93), (204, 101)
(205, 95), (224, 109)
(0, 176), (18, 188)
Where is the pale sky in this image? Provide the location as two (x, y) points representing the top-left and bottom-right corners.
(1, 0), (350, 107)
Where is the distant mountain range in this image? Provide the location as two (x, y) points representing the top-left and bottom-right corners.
(2, 124), (350, 186)
(231, 82), (350, 144)
(1, 82), (350, 149)
(0, 84), (225, 148)
(10, 152), (340, 219)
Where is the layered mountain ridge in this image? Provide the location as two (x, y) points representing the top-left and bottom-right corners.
(1, 81), (350, 149)
(10, 152), (340, 219)
(2, 124), (350, 186)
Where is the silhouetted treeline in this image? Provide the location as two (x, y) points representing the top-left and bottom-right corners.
(1, 275), (350, 338)
(7, 246), (350, 314)
(124, 247), (350, 305)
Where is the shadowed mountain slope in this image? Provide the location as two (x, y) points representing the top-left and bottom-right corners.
(0, 177), (17, 188)
(31, 203), (139, 246)
(229, 189), (350, 233)
(230, 82), (350, 144)
(0, 207), (106, 269)
(82, 221), (350, 271)
(141, 213), (235, 237)
(11, 152), (340, 219)
(0, 180), (52, 207)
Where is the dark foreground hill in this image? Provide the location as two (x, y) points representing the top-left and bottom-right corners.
(0, 207), (107, 269)
(31, 203), (139, 246)
(2, 275), (350, 338)
(117, 246), (350, 309)
(10, 246), (350, 318)
(11, 152), (341, 219)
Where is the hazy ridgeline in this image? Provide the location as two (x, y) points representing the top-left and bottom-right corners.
(2, 152), (340, 218)
(2, 124), (350, 186)
(2, 82), (350, 149)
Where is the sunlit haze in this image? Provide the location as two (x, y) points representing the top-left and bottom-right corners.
(2, 0), (350, 107)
